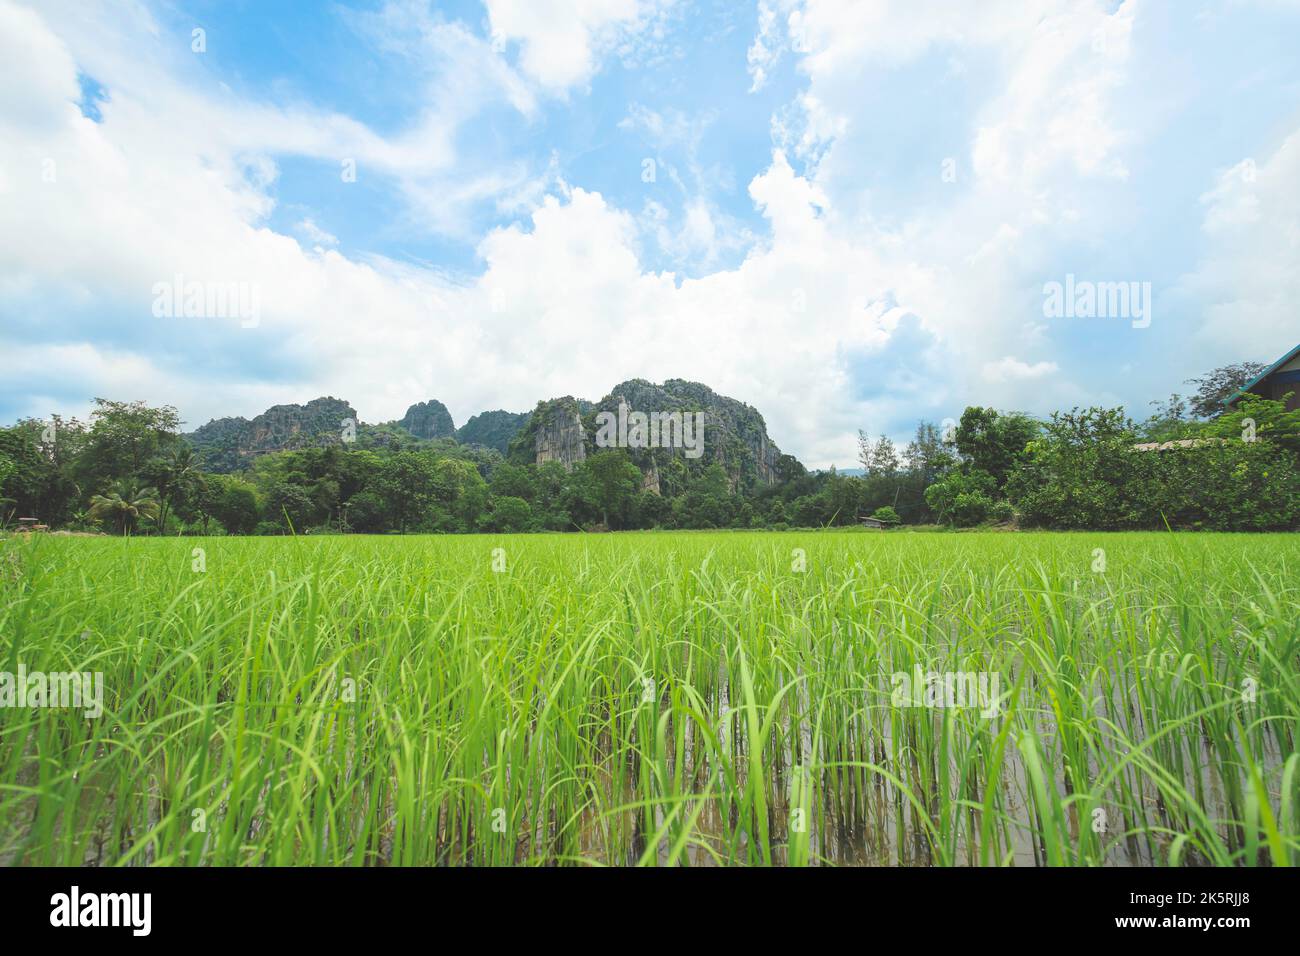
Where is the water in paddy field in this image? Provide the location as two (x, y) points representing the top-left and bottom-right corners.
(1, 532), (1295, 867)
(471, 659), (1289, 867)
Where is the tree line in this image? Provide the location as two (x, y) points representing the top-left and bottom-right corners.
(1, 363), (1295, 534)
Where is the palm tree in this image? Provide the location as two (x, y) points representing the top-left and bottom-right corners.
(145, 445), (199, 533)
(88, 480), (160, 535)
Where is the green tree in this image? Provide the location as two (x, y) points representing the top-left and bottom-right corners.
(904, 421), (956, 485)
(1203, 393), (1300, 458)
(1139, 394), (1194, 442)
(825, 473), (867, 524)
(0, 417), (87, 526)
(953, 407), (1038, 491)
(857, 429), (873, 472)
(142, 444), (201, 533)
(1185, 361), (1268, 419)
(178, 472), (215, 533)
(265, 481), (314, 533)
(869, 435), (899, 475)
(343, 490), (387, 533)
(0, 451), (15, 526)
(483, 495), (532, 533)
(582, 451), (643, 529)
(1007, 401), (1300, 531)
(208, 476), (260, 534)
(432, 457), (488, 531)
(373, 452), (439, 533)
(488, 462), (537, 501)
(924, 470), (997, 526)
(1005, 407), (1140, 529)
(78, 399), (181, 489)
(531, 461), (575, 530)
(88, 480), (160, 535)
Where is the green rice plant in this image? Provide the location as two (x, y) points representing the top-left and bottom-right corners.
(0, 530), (1295, 866)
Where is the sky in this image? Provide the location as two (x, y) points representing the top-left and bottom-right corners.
(1, 0), (1298, 470)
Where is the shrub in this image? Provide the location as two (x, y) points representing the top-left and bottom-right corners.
(1007, 402), (1300, 530)
(924, 470), (997, 526)
(482, 495), (532, 533)
(871, 505), (901, 526)
(990, 500), (1015, 524)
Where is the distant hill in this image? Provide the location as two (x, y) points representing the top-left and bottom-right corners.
(399, 400), (455, 440)
(456, 410), (529, 454)
(188, 396), (462, 471)
(185, 381), (802, 484)
(507, 379), (801, 494)
(186, 396), (357, 473)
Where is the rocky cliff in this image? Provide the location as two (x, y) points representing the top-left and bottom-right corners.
(399, 400), (455, 440)
(186, 397), (358, 472)
(504, 380), (789, 492)
(591, 379), (785, 493)
(508, 397), (591, 471)
(456, 410), (529, 454)
(186, 382), (796, 483)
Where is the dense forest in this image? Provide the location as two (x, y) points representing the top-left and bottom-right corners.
(1, 362), (1296, 535)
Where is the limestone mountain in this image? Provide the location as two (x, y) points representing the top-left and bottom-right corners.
(456, 410), (529, 454)
(188, 397), (457, 471)
(507, 380), (797, 495)
(185, 381), (799, 485)
(187, 397), (357, 472)
(593, 379), (794, 494)
(398, 400), (455, 440)
(507, 397), (592, 470)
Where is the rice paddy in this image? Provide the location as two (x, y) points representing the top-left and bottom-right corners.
(1, 530), (1296, 866)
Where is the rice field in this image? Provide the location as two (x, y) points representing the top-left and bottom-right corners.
(0, 530), (1296, 867)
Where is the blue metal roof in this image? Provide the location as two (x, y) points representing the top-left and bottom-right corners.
(1224, 342), (1300, 407)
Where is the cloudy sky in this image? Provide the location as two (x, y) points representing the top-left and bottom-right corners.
(2, 0), (1298, 469)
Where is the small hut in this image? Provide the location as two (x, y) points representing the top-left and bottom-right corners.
(1225, 343), (1300, 412)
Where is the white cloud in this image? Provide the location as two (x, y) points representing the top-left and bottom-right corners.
(619, 103), (714, 149)
(6, 0), (1296, 475)
(745, 0), (1149, 425)
(24, 0), (546, 240)
(969, 3), (1134, 184)
(746, 0), (799, 93)
(784, 0), (1136, 190)
(0, 0), (967, 469)
(1180, 131), (1300, 359)
(619, 104), (753, 272)
(982, 357), (1059, 382)
(4, 10), (953, 472)
(296, 218), (339, 248)
(484, 0), (673, 92)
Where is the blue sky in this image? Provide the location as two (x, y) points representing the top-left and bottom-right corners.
(2, 0), (1299, 468)
(164, 0), (792, 275)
